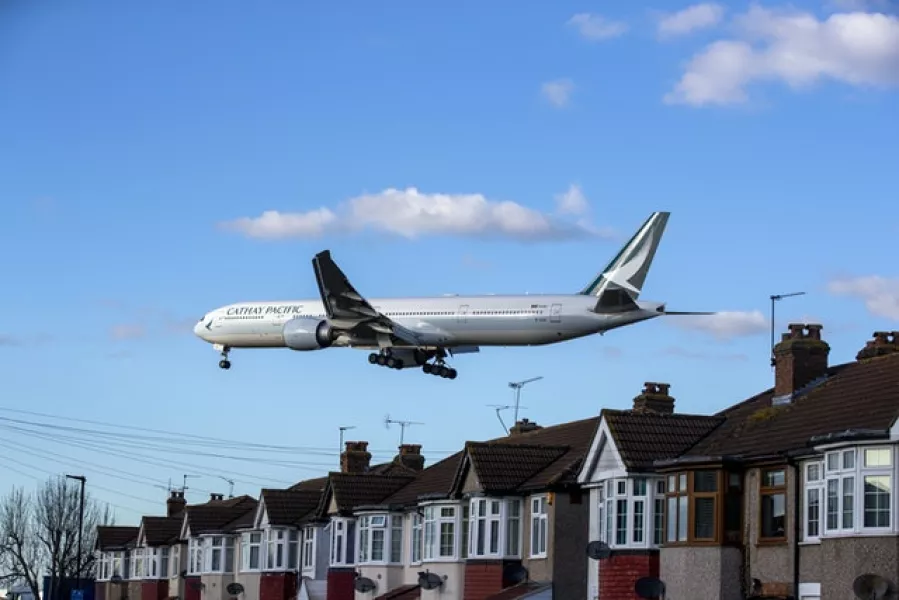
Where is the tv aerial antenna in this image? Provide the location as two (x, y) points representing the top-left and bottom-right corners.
(181, 474), (200, 494)
(487, 404), (528, 435)
(508, 376), (543, 423)
(769, 291), (806, 366)
(217, 476), (235, 498)
(338, 425), (356, 453)
(384, 414), (423, 445)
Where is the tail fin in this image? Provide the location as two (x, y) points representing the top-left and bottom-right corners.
(579, 211), (670, 313)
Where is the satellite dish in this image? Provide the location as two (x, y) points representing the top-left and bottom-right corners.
(853, 573), (893, 599)
(353, 576), (376, 594)
(110, 575), (123, 585)
(503, 563), (529, 586)
(418, 571), (445, 591)
(635, 576), (666, 600)
(586, 540), (611, 560)
(226, 583), (244, 596)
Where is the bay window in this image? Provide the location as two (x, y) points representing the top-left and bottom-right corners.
(468, 497), (522, 559)
(759, 468), (787, 542)
(132, 548), (144, 578)
(264, 528), (297, 571)
(329, 518), (354, 566)
(663, 470), (739, 546)
(169, 545), (180, 577)
(597, 477), (666, 548)
(804, 461), (823, 541)
(207, 536), (235, 573)
(95, 552), (110, 580)
(530, 496), (548, 558)
(410, 513), (423, 564)
(111, 552), (123, 578)
(390, 515), (403, 563)
(188, 538), (202, 574)
(146, 547), (169, 578)
(424, 504), (459, 561)
(301, 526), (316, 574)
(817, 446), (894, 536)
(241, 532), (262, 571)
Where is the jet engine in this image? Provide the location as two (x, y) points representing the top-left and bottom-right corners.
(282, 317), (336, 351)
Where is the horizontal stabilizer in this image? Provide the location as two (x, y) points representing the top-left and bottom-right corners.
(660, 310), (717, 315)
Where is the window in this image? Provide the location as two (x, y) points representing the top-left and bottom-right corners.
(410, 514), (422, 564)
(265, 529), (290, 570)
(863, 448), (892, 529)
(468, 498), (522, 559)
(210, 537), (223, 572)
(241, 532), (262, 571)
(329, 518), (354, 566)
(132, 548), (144, 578)
(301, 527), (315, 573)
(653, 480), (665, 545)
(530, 496), (548, 558)
(424, 505), (458, 560)
(760, 468), (787, 542)
(390, 515), (403, 563)
(664, 471), (727, 545)
(597, 478), (667, 549)
(188, 538), (202, 575)
(804, 461), (824, 541)
(819, 446), (893, 535)
(461, 503), (469, 559)
(357, 515), (384, 563)
(170, 546), (180, 577)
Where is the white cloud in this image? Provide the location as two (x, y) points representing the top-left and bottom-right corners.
(827, 0), (895, 11)
(664, 4), (899, 106)
(670, 310), (768, 340)
(220, 187), (613, 242)
(567, 13), (629, 41)
(657, 3), (726, 38)
(554, 184), (589, 216)
(541, 79), (575, 107)
(827, 275), (899, 320)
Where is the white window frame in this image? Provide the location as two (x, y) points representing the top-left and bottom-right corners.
(529, 495), (548, 558)
(263, 528), (297, 571)
(203, 535), (234, 573)
(817, 445), (895, 537)
(467, 497), (522, 559)
(410, 513), (423, 565)
(423, 504), (459, 561)
(803, 460), (824, 542)
(240, 531), (262, 571)
(169, 545), (180, 578)
(596, 476), (665, 549)
(132, 547), (145, 579)
(187, 538), (202, 575)
(329, 518), (353, 567)
(356, 513), (404, 565)
(390, 514), (403, 564)
(301, 526), (316, 576)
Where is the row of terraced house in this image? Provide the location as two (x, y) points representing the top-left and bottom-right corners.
(93, 325), (899, 600)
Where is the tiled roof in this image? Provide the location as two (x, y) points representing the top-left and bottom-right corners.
(374, 584), (420, 600)
(328, 471), (417, 514)
(96, 526), (139, 550)
(290, 476), (328, 492)
(185, 495), (258, 535)
(602, 410), (724, 470)
(261, 489), (323, 526)
(484, 582), (552, 600)
(466, 443), (569, 492)
(141, 516), (182, 546)
(684, 353), (899, 460)
(381, 451), (464, 506)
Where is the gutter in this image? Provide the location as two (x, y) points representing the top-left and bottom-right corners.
(807, 428), (888, 446)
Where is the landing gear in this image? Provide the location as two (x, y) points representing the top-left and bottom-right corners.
(422, 353), (457, 379)
(368, 351), (405, 370)
(218, 346), (231, 370)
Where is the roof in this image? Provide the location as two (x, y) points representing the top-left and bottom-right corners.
(260, 489), (323, 526)
(141, 516), (182, 546)
(96, 526), (139, 550)
(484, 582), (552, 600)
(452, 416), (601, 495)
(602, 409), (724, 470)
(380, 451), (464, 506)
(684, 353), (899, 461)
(290, 476), (328, 492)
(325, 469), (417, 514)
(374, 584), (420, 600)
(184, 495), (258, 535)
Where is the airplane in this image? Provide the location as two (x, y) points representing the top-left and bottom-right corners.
(194, 211), (713, 379)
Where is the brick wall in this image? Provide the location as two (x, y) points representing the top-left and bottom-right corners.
(141, 580), (169, 600)
(598, 551), (659, 600)
(94, 582), (106, 600)
(326, 568), (355, 600)
(184, 577), (202, 600)
(260, 572), (298, 600)
(464, 560), (523, 600)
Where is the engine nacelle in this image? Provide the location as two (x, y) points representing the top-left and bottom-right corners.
(282, 317), (336, 351)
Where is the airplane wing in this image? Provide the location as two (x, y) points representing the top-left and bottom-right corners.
(311, 250), (424, 346)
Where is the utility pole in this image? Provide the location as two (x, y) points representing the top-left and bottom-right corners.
(508, 376), (543, 424)
(65, 474), (86, 598)
(769, 292), (806, 366)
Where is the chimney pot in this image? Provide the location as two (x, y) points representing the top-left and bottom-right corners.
(773, 323), (830, 398)
(341, 440), (372, 473)
(509, 419), (542, 436)
(209, 493), (224, 502)
(856, 331), (899, 361)
(633, 382), (675, 414)
(788, 323), (805, 338)
(395, 444), (425, 471)
(166, 490), (187, 517)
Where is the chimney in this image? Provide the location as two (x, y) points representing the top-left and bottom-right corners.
(209, 493), (224, 502)
(340, 441), (372, 473)
(632, 382), (675, 414)
(856, 331), (899, 361)
(394, 444), (425, 471)
(773, 323), (830, 399)
(167, 490), (186, 517)
(509, 418), (542, 436)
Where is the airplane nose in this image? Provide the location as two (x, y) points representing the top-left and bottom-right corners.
(194, 318), (207, 338)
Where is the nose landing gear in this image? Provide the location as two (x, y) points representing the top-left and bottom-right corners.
(217, 345), (231, 370)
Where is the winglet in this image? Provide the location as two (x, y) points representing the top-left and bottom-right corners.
(580, 211), (670, 313)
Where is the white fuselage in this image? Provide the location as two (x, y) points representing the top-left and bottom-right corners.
(193, 294), (664, 351)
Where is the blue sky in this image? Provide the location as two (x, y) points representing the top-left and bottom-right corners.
(1, 0), (897, 524)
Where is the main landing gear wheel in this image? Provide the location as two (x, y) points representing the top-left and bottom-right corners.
(423, 363), (457, 379)
(368, 352), (405, 370)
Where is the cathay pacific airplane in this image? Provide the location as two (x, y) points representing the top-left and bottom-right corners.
(194, 211), (713, 379)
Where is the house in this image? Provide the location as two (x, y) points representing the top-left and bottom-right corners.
(576, 382), (724, 600)
(580, 323), (899, 600)
(94, 525), (139, 600)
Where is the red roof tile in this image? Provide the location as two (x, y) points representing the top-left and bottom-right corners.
(602, 410), (724, 470)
